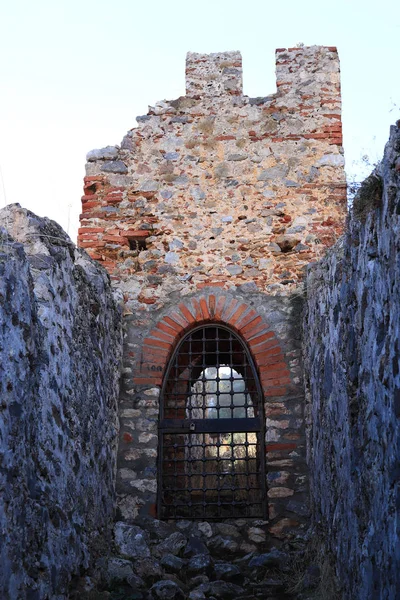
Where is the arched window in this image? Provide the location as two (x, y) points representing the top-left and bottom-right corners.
(157, 325), (267, 520)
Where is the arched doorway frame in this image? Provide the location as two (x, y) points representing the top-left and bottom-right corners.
(157, 322), (267, 520)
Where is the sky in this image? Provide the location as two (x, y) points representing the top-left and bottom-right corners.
(0, 0), (399, 241)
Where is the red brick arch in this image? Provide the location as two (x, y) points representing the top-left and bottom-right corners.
(135, 294), (291, 396)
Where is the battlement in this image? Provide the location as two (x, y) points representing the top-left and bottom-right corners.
(184, 46), (340, 102)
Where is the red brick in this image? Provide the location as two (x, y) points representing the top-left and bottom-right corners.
(79, 241), (106, 248)
(103, 234), (125, 243)
(303, 133), (330, 139)
(215, 296), (227, 320)
(247, 322), (271, 340)
(284, 432), (302, 440)
(258, 345), (283, 359)
(101, 260), (116, 269)
(229, 303), (248, 326)
(105, 228), (123, 235)
(78, 233), (99, 240)
(248, 331), (275, 345)
(199, 297), (210, 320)
(266, 443), (297, 452)
(260, 365), (290, 385)
(263, 386), (287, 397)
(78, 227), (104, 234)
(258, 357), (288, 370)
(208, 295), (216, 317)
(157, 322), (179, 338)
(165, 313), (186, 329)
(86, 251), (103, 260)
(81, 201), (99, 210)
(196, 282), (225, 289)
(148, 328), (175, 343)
(141, 350), (168, 364)
(178, 303), (196, 325)
(140, 363), (165, 376)
(191, 298), (203, 321)
(252, 339), (280, 355)
(143, 337), (170, 350)
(262, 375), (290, 386)
(235, 309), (257, 331)
(241, 316), (263, 336)
(161, 316), (182, 333)
(221, 298), (239, 322)
(138, 296), (156, 305)
(126, 230), (150, 238)
(84, 175), (103, 182)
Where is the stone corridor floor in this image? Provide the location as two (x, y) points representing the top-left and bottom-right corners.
(70, 518), (333, 600)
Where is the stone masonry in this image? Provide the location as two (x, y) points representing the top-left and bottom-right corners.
(79, 46), (346, 300)
(0, 205), (122, 599)
(303, 123), (400, 599)
(79, 47), (347, 541)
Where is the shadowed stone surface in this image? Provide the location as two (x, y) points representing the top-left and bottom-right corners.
(0, 205), (122, 599)
(304, 122), (400, 600)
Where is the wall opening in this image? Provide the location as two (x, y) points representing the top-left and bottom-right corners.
(157, 324), (267, 520)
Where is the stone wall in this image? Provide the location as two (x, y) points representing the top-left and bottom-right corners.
(0, 205), (122, 599)
(304, 123), (400, 599)
(118, 289), (307, 540)
(77, 46), (347, 540)
(79, 45), (346, 306)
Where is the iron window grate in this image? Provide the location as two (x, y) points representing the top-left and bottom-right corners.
(158, 325), (267, 520)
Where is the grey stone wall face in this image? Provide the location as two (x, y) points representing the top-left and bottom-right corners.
(0, 205), (122, 599)
(304, 124), (400, 600)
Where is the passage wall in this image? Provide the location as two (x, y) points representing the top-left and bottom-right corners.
(304, 123), (400, 599)
(0, 205), (122, 599)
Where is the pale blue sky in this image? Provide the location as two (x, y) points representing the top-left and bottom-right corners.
(0, 0), (399, 239)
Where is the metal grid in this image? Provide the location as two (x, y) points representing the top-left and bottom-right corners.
(158, 325), (266, 520)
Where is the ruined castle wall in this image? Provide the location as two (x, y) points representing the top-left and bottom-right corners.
(304, 124), (400, 600)
(0, 205), (122, 599)
(78, 47), (347, 540)
(79, 46), (346, 305)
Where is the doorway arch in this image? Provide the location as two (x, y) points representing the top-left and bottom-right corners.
(157, 324), (267, 520)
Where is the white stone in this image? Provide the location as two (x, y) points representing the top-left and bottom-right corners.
(316, 153), (345, 167)
(130, 479), (157, 493)
(198, 522), (213, 538)
(143, 388), (160, 397)
(139, 432), (157, 443)
(268, 487), (294, 498)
